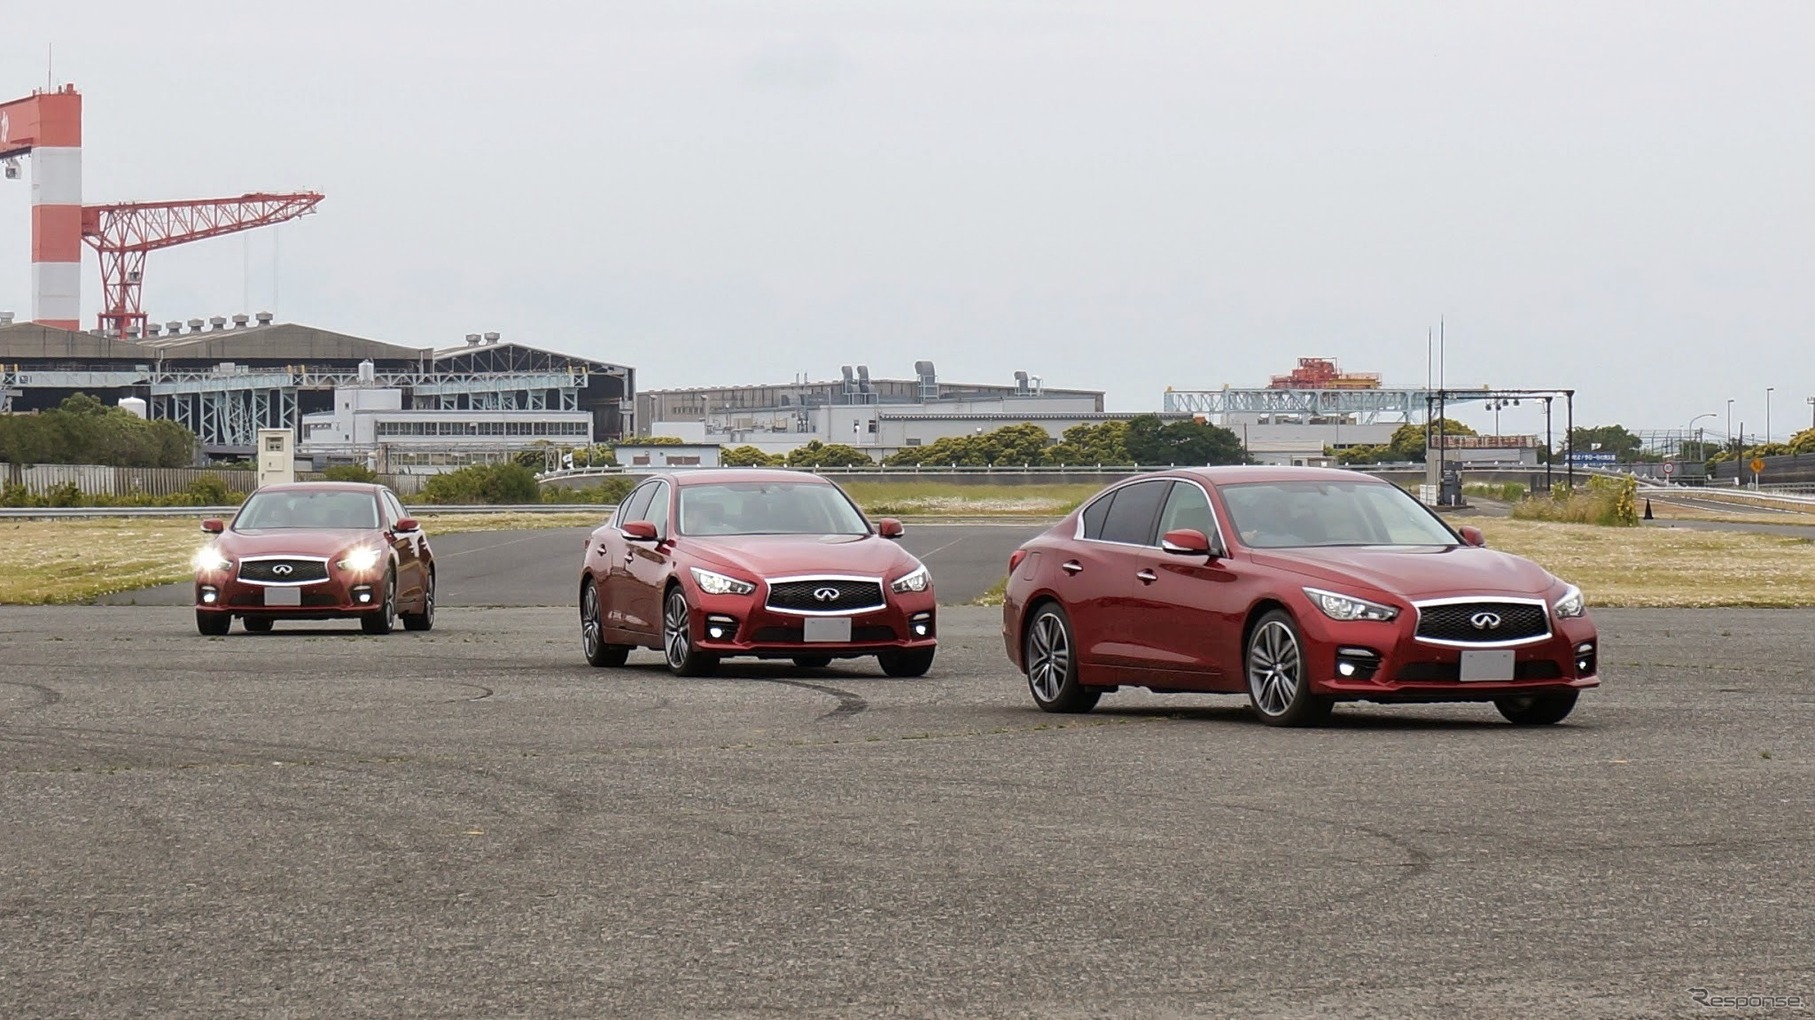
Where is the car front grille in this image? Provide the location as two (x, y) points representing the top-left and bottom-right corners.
(765, 578), (886, 614)
(1415, 601), (1550, 644)
(238, 559), (330, 584)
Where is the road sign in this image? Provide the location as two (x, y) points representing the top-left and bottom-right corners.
(1662, 462), (1676, 475)
(1565, 452), (1617, 465)
(1750, 457), (1766, 474)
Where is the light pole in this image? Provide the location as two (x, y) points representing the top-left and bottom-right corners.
(1726, 399), (1735, 454)
(1687, 412), (1715, 460)
(1766, 387), (1775, 446)
(1807, 395), (1815, 431)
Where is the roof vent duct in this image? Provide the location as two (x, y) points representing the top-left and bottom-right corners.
(209, 316), (228, 331)
(483, 331), (501, 344)
(232, 313), (250, 329)
(465, 333), (482, 346)
(188, 318), (205, 333)
(145, 323), (162, 336)
(167, 321), (184, 335)
(0, 311), (13, 326)
(255, 311), (274, 326)
(1014, 370), (1031, 395)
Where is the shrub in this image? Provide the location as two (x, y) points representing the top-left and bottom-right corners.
(546, 477), (635, 505)
(322, 464), (378, 484)
(1510, 475), (1638, 526)
(419, 462), (541, 504)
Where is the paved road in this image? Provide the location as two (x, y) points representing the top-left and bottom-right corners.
(103, 523), (1045, 609)
(1, 604), (1810, 1018)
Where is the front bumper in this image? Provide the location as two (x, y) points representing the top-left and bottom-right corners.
(195, 570), (387, 619)
(1301, 610), (1599, 702)
(685, 587), (938, 659)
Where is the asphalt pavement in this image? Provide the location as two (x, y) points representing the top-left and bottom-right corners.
(1, 603), (1811, 1018)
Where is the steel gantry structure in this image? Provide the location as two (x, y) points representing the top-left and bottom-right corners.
(1163, 386), (1494, 423)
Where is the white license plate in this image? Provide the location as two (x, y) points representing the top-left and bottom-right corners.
(803, 616), (852, 643)
(263, 587), (302, 607)
(1459, 649), (1516, 682)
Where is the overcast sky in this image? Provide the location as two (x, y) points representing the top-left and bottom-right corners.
(4, 2), (1811, 439)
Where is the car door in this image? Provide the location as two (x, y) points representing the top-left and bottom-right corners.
(621, 480), (675, 635)
(1065, 478), (1172, 671)
(381, 489), (424, 604)
(1127, 478), (1245, 689)
(601, 482), (658, 637)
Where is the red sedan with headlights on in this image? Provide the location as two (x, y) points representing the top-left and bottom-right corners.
(192, 481), (434, 636)
(1003, 466), (1598, 726)
(579, 469), (937, 677)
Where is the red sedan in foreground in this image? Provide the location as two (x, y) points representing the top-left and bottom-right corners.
(1003, 467), (1598, 726)
(192, 482), (434, 636)
(579, 469), (937, 677)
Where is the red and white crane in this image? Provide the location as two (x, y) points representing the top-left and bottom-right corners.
(83, 192), (323, 338)
(3, 84), (323, 336)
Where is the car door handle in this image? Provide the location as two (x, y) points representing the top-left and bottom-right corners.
(1136, 569), (1157, 585)
(1061, 561), (1083, 575)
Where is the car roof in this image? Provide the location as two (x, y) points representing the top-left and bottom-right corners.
(660, 468), (835, 487)
(1173, 465), (1394, 486)
(249, 481), (385, 495)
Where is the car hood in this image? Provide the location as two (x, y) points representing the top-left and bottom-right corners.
(217, 528), (382, 559)
(682, 534), (921, 582)
(1248, 545), (1560, 600)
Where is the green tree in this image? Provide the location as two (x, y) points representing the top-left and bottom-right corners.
(1123, 415), (1250, 466)
(322, 464), (378, 483)
(1789, 427), (1815, 455)
(420, 462), (541, 504)
(722, 445), (784, 467)
(785, 441), (874, 468)
(1565, 424), (1643, 462)
(1044, 420), (1132, 465)
(1386, 419), (1478, 463)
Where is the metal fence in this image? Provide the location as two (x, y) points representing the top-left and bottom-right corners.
(1, 463), (426, 498)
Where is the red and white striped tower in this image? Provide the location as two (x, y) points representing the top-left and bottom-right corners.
(0, 85), (83, 329)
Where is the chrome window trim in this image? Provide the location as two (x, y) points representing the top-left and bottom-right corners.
(1410, 595), (1553, 649)
(236, 555), (332, 587)
(1072, 476), (1229, 553)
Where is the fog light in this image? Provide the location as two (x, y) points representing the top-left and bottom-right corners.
(913, 623), (928, 637)
(1575, 641), (1596, 675)
(910, 611), (934, 639)
(705, 614), (737, 642)
(1334, 646), (1381, 681)
(709, 626), (725, 639)
(200, 587), (218, 604)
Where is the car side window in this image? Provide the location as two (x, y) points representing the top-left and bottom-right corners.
(1080, 491), (1116, 540)
(642, 482), (672, 539)
(1157, 481), (1216, 539)
(617, 484), (656, 528)
(382, 491), (407, 526)
(1098, 480), (1170, 546)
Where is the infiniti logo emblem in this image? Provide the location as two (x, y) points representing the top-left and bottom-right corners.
(812, 587), (841, 603)
(272, 564), (293, 576)
(1469, 611), (1502, 630)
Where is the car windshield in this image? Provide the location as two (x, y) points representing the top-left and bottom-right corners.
(1218, 480), (1459, 548)
(678, 481), (869, 536)
(234, 489), (380, 531)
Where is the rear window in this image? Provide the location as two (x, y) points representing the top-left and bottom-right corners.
(1096, 480), (1170, 546)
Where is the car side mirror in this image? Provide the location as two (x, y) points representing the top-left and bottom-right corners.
(877, 518), (905, 539)
(1161, 528), (1215, 557)
(201, 518), (225, 534)
(1459, 526), (1486, 548)
(394, 517), (420, 534)
(621, 520), (659, 542)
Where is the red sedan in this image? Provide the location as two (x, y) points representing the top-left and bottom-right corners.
(192, 482), (435, 636)
(579, 469), (937, 677)
(1002, 467), (1598, 726)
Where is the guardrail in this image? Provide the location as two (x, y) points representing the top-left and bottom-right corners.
(0, 504), (617, 520)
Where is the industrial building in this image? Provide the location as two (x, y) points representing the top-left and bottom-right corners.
(641, 362), (1117, 458)
(0, 315), (634, 467)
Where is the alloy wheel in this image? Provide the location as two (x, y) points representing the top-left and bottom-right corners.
(1247, 620), (1301, 717)
(664, 590), (690, 669)
(582, 582), (602, 660)
(1028, 612), (1070, 703)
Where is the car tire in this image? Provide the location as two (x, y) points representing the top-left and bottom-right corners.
(196, 611), (231, 636)
(1245, 609), (1332, 727)
(581, 579), (631, 668)
(1495, 690), (1578, 726)
(1023, 602), (1099, 714)
(243, 617), (274, 634)
(878, 647), (935, 678)
(792, 655), (833, 669)
(401, 569), (435, 632)
(662, 587), (718, 677)
(361, 568), (396, 635)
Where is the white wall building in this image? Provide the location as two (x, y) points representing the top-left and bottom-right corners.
(299, 386), (592, 471)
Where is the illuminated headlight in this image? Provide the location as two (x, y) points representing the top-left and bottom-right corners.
(337, 546), (383, 572)
(1303, 587), (1399, 622)
(1555, 584), (1587, 619)
(192, 547), (231, 573)
(890, 564), (931, 594)
(690, 567), (755, 596)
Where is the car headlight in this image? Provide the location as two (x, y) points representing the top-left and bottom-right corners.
(1303, 587), (1399, 622)
(690, 567), (756, 596)
(337, 546), (383, 572)
(193, 546), (231, 573)
(890, 563), (931, 594)
(1555, 583), (1587, 619)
